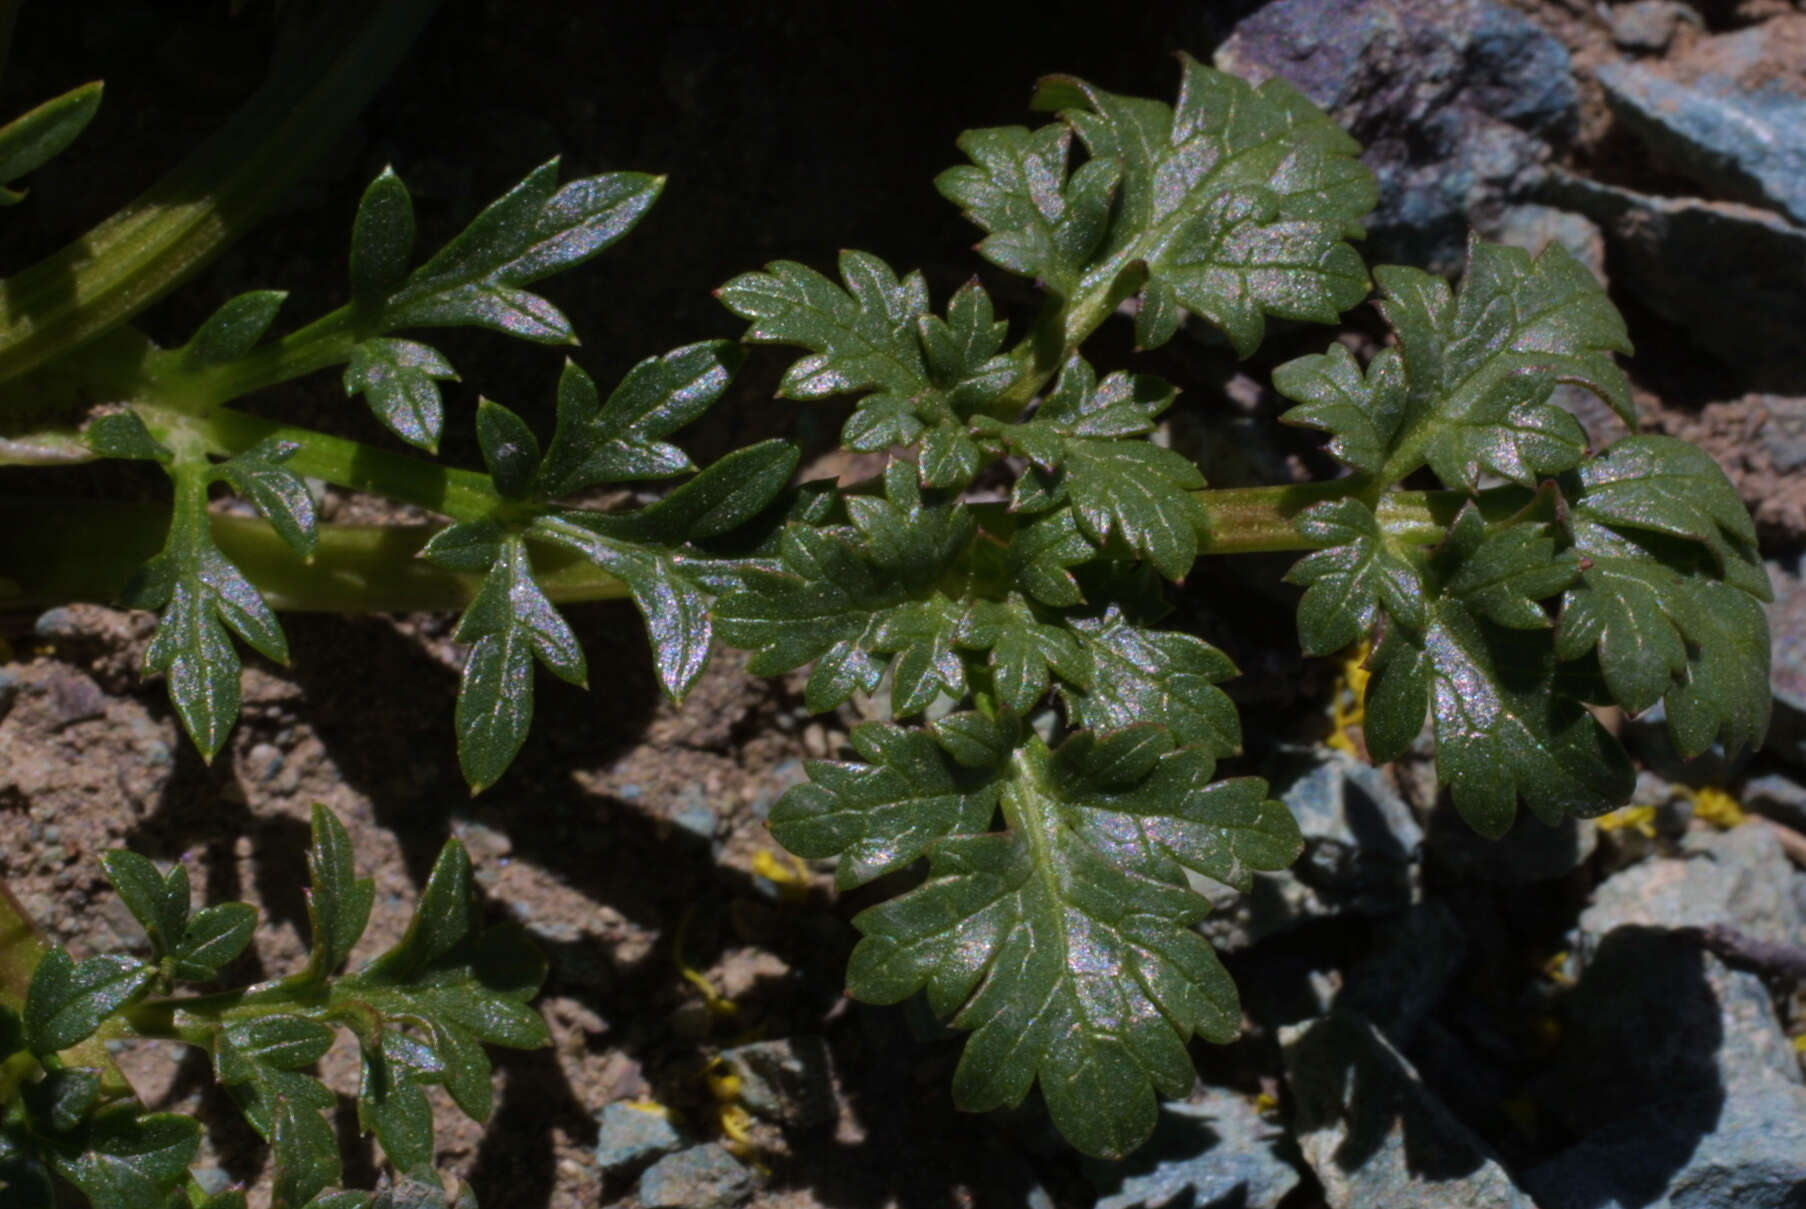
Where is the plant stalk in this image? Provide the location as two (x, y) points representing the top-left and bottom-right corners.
(0, 0), (441, 390)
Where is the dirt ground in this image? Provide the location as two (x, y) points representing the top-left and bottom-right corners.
(3, 1), (1803, 1207)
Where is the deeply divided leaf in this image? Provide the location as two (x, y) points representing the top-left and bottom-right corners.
(777, 718), (1299, 1157)
(1277, 238), (1632, 488)
(941, 55), (1377, 353)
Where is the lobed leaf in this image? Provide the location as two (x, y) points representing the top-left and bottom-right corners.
(133, 536), (288, 761)
(1285, 497), (1425, 655)
(986, 356), (1206, 580)
(1277, 238), (1632, 489)
(24, 949), (154, 1056)
(379, 159), (662, 342)
(343, 338), (458, 453)
(436, 536), (584, 792)
(301, 803), (377, 982)
(1063, 609), (1241, 755)
(942, 55), (1377, 354)
(1557, 435), (1772, 755)
(83, 409), (171, 463)
(215, 437), (318, 555)
(717, 253), (1018, 471)
(534, 343), (740, 496)
(803, 721), (1298, 1157)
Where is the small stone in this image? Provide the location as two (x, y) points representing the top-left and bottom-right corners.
(1282, 1011), (1535, 1208)
(718, 1036), (834, 1129)
(1199, 749), (1422, 950)
(245, 742), (284, 783)
(1084, 1087), (1302, 1209)
(636, 1143), (754, 1209)
(0, 668), (20, 718)
(1547, 172), (1806, 391)
(1578, 824), (1804, 958)
(32, 606), (79, 642)
(1610, 0), (1699, 52)
(594, 1101), (686, 1174)
(1597, 18), (1806, 226)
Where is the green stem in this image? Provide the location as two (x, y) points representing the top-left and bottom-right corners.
(0, 0), (440, 390)
(186, 405), (503, 522)
(3, 479), (1495, 615)
(145, 306), (366, 415)
(0, 499), (628, 612)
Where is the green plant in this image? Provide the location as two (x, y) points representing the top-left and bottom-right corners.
(1, 20), (1769, 1176)
(1, 806), (543, 1208)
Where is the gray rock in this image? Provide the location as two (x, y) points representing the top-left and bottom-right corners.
(1770, 557), (1806, 719)
(1336, 901), (1465, 1046)
(1198, 749), (1421, 950)
(1524, 1086), (1806, 1209)
(1085, 1087), (1301, 1209)
(636, 1143), (754, 1209)
(1597, 21), (1806, 226)
(717, 1036), (833, 1129)
(1534, 928), (1800, 1140)
(1282, 1011), (1535, 1208)
(1754, 395), (1806, 475)
(1216, 0), (1577, 273)
(1577, 824), (1804, 959)
(594, 1101), (686, 1174)
(1610, 0), (1701, 53)
(1546, 173), (1806, 390)
(1744, 772), (1806, 832)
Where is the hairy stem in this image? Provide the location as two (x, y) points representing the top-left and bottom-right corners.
(0, 0), (439, 391)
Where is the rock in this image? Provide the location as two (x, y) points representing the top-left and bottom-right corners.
(1610, 0), (1701, 53)
(1525, 926), (1806, 1209)
(1545, 173), (1806, 391)
(1282, 1011), (1535, 1208)
(1597, 17), (1806, 227)
(1084, 1087), (1301, 1209)
(1198, 749), (1421, 950)
(1744, 772), (1806, 832)
(1577, 823), (1804, 958)
(1754, 395), (1806, 475)
(1523, 1086), (1806, 1209)
(636, 1143), (754, 1209)
(1215, 0), (1577, 273)
(1770, 557), (1806, 724)
(717, 1036), (833, 1130)
(1336, 901), (1465, 1046)
(594, 1101), (686, 1175)
(1533, 927), (1800, 1139)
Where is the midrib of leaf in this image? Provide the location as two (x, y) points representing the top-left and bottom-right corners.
(999, 743), (1069, 1000)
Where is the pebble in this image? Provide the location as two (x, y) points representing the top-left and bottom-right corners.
(594, 1101), (686, 1175)
(636, 1143), (754, 1209)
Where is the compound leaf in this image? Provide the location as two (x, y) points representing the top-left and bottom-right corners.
(215, 1016), (337, 1138)
(101, 851), (189, 960)
(943, 55), (1376, 354)
(173, 902), (257, 982)
(271, 1097), (341, 1209)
